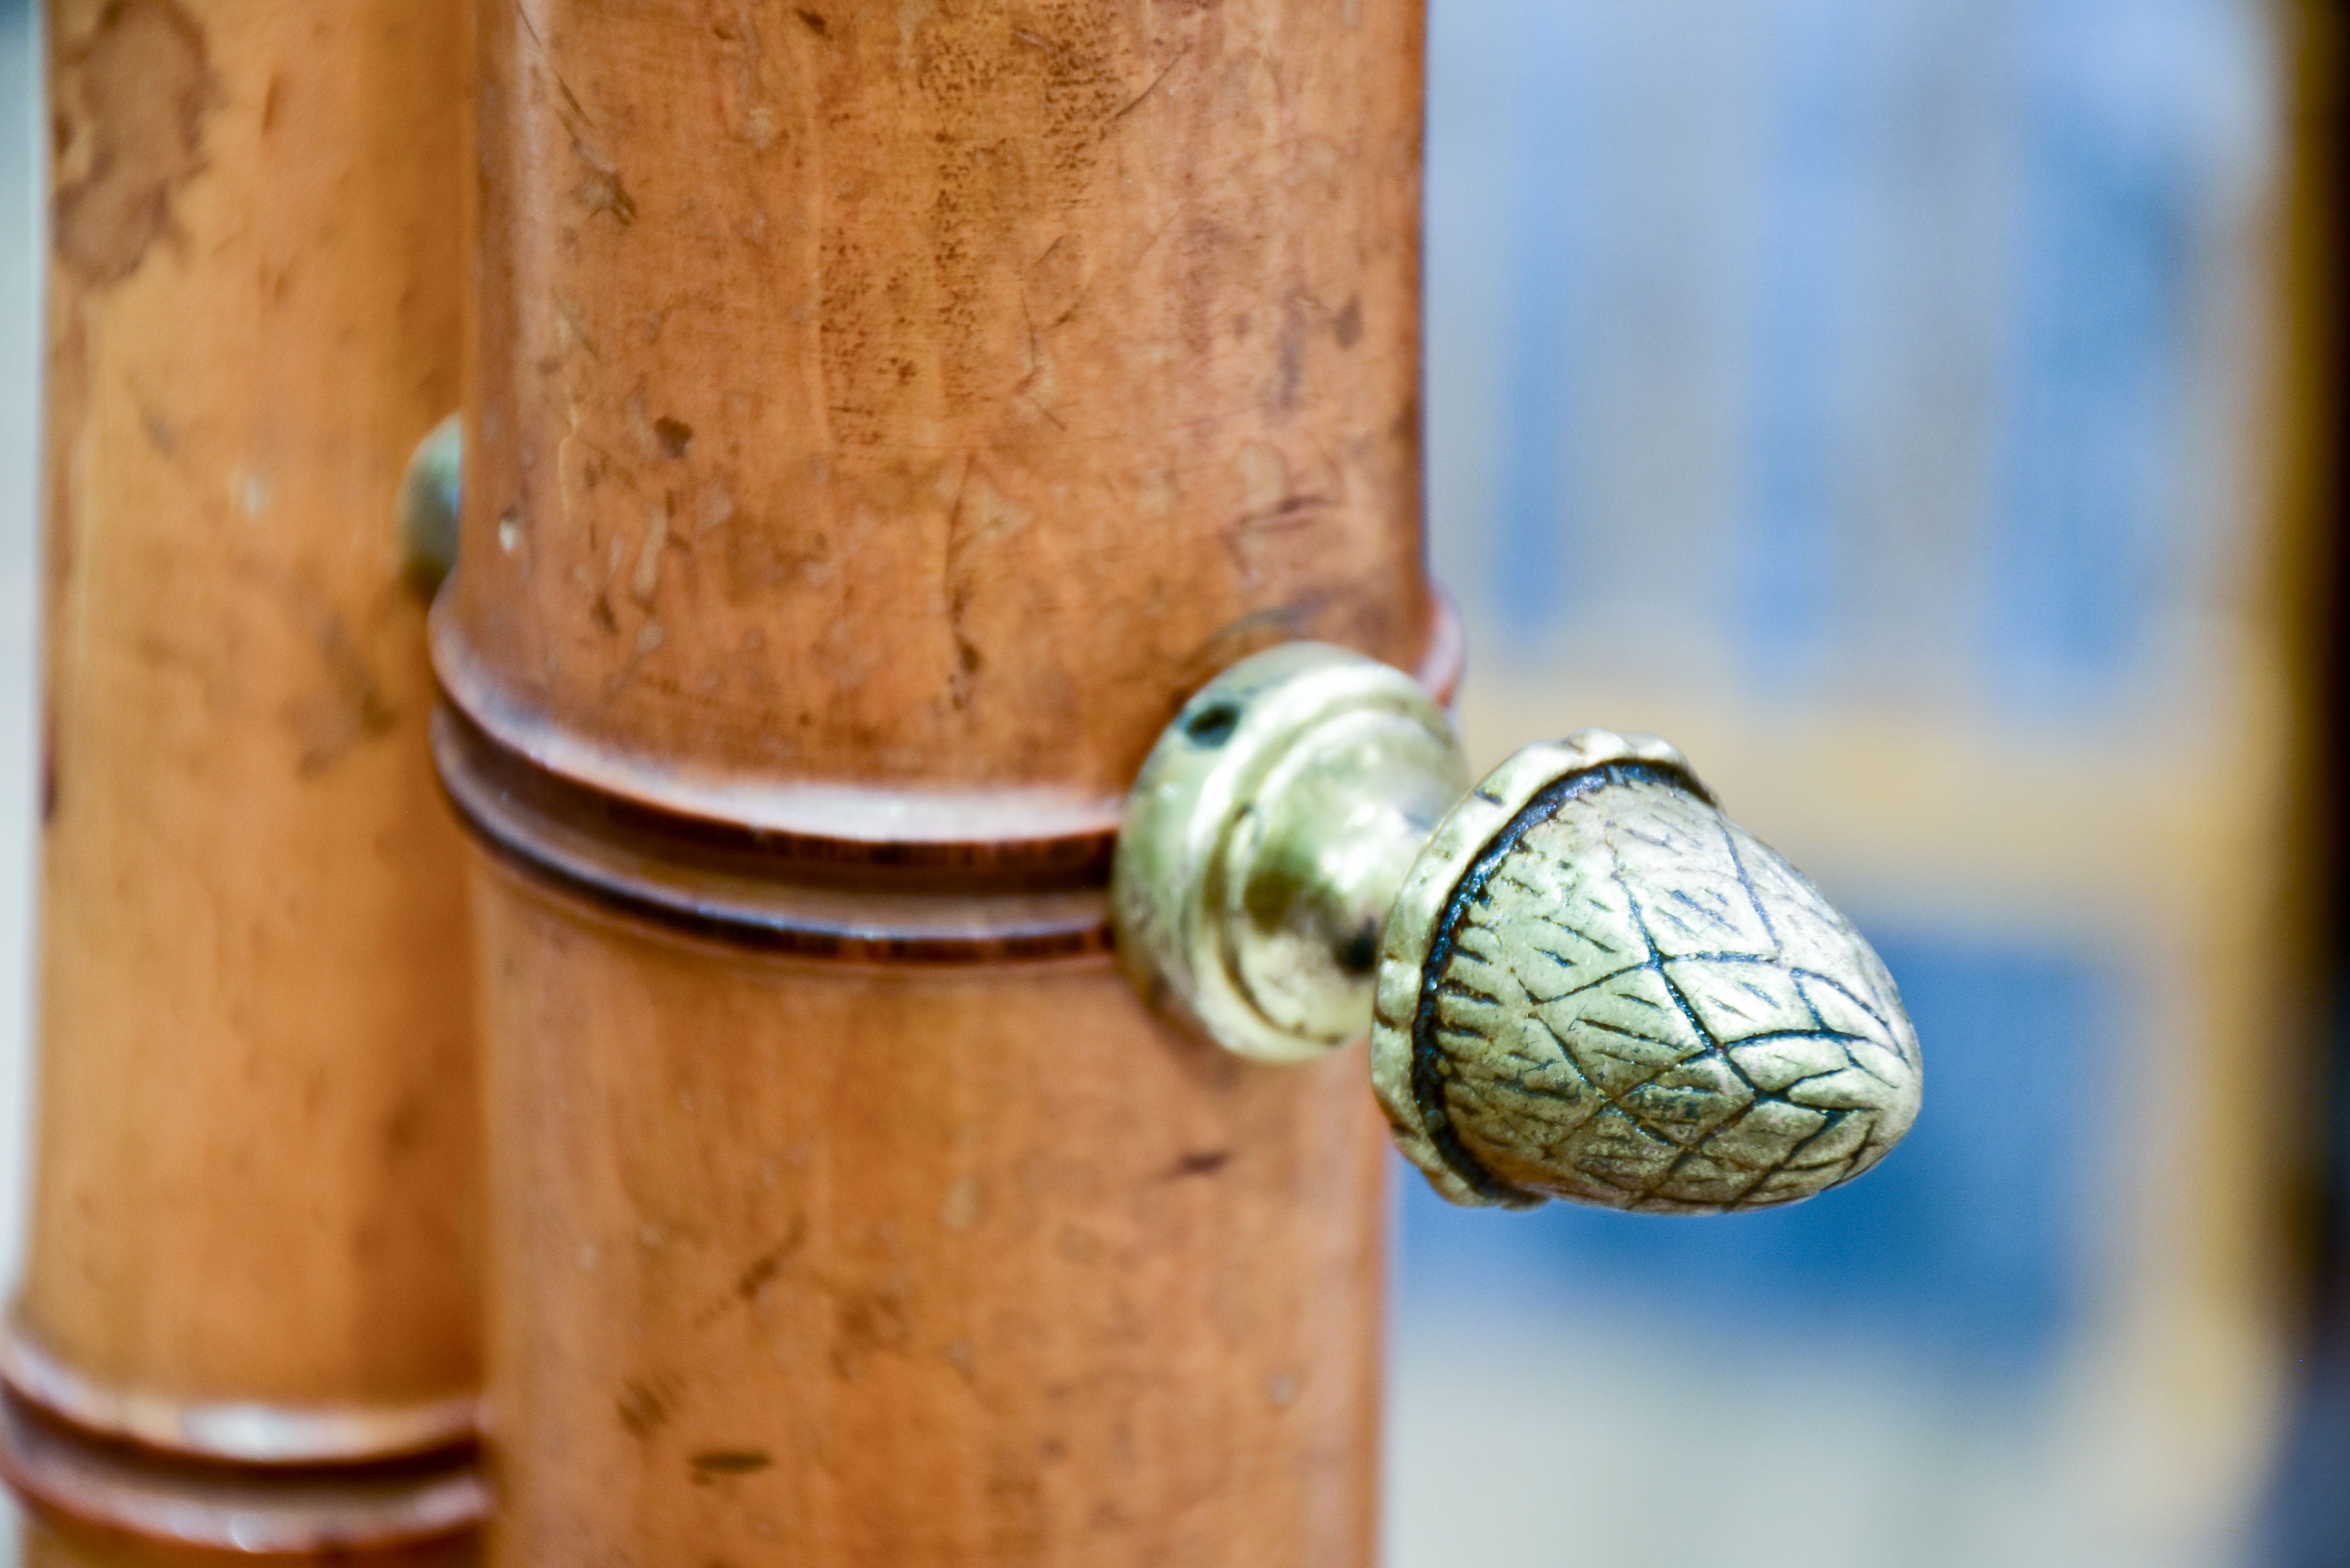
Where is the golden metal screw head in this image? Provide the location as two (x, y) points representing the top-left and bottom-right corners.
(1113, 644), (1923, 1212)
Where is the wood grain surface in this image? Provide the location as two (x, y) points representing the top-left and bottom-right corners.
(16, 0), (480, 1467)
(440, 0), (1435, 848)
(448, 3), (1432, 1561)
(471, 864), (1385, 1568)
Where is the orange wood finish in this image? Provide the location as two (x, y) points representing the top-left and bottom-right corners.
(471, 864), (1385, 1565)
(446, 1), (1433, 1562)
(441, 0), (1435, 848)
(16, 0), (480, 1479)
(16, 1505), (477, 1568)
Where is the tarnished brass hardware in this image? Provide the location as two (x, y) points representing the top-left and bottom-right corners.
(1113, 643), (1923, 1212)
(1113, 643), (1473, 1066)
(397, 413), (463, 593)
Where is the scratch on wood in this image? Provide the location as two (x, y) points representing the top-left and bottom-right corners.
(514, 1), (593, 130)
(1109, 47), (1188, 128)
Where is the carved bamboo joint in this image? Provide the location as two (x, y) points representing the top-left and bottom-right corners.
(441, 2), (1432, 1561)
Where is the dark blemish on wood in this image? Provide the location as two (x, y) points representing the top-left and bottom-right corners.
(796, 8), (828, 33)
(286, 610), (396, 776)
(1237, 492), (1335, 533)
(958, 641), (983, 674)
(381, 1095), (426, 1158)
(1168, 1150), (1230, 1179)
(1333, 294), (1363, 349)
(690, 1450), (772, 1480)
(836, 1289), (911, 1355)
(1232, 312), (1252, 340)
(829, 1285), (913, 1378)
(617, 1376), (680, 1439)
(591, 594), (619, 635)
(654, 417), (693, 459)
(52, 0), (218, 288)
(140, 408), (176, 454)
(574, 157), (637, 226)
(39, 710), (57, 826)
(734, 1219), (807, 1301)
(260, 72), (286, 136)
(1274, 295), (1309, 411)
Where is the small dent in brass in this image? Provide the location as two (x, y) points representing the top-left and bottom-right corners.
(1182, 701), (1241, 747)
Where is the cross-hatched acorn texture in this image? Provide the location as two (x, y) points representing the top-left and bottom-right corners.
(1373, 743), (1922, 1213)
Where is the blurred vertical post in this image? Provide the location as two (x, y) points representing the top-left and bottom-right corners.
(440, 2), (1438, 1562)
(2259, 0), (2347, 1554)
(2, 0), (482, 1558)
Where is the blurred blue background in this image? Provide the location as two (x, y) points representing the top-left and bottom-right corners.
(1401, 930), (2109, 1379)
(1388, 2), (2301, 1565)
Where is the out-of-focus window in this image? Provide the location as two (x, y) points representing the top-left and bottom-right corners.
(1395, 3), (2300, 1564)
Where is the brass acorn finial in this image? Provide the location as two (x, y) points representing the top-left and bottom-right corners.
(1369, 732), (1922, 1213)
(1113, 647), (1922, 1213)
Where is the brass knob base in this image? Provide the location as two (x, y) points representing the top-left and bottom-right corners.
(1111, 644), (1470, 1065)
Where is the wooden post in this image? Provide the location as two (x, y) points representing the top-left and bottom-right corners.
(5, 0), (481, 1555)
(442, 1), (1439, 1561)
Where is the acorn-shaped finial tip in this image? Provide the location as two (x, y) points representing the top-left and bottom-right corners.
(1371, 731), (1922, 1214)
